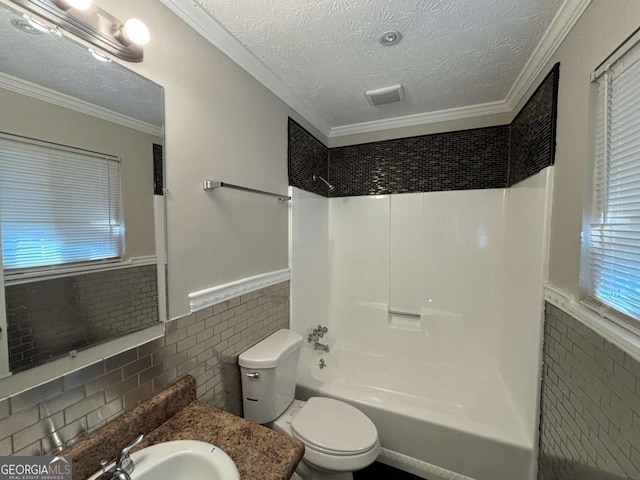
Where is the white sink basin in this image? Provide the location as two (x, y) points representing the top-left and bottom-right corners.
(89, 440), (240, 480)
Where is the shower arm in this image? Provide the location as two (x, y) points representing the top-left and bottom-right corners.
(313, 174), (335, 192)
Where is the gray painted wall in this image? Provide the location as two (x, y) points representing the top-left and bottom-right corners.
(89, 0), (325, 320)
(521, 0), (640, 298)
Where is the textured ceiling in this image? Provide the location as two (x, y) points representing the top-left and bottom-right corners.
(0, 2), (163, 127)
(196, 0), (563, 127)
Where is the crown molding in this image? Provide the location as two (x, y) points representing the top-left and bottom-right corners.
(504, 0), (592, 110)
(0, 71), (163, 137)
(161, 0), (591, 141)
(158, 0), (331, 138)
(328, 0), (591, 139)
(328, 100), (512, 138)
(188, 268), (291, 312)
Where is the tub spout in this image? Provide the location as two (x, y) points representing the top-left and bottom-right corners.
(314, 342), (330, 353)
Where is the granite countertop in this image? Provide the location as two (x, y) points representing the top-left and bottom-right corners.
(62, 376), (304, 480)
(137, 401), (304, 480)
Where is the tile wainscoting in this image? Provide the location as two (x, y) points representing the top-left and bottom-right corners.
(540, 303), (640, 480)
(6, 264), (159, 373)
(0, 281), (289, 457)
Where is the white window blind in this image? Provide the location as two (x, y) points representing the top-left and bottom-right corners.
(0, 136), (122, 271)
(587, 37), (640, 323)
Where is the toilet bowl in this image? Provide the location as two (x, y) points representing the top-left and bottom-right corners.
(238, 329), (380, 480)
(272, 398), (380, 478)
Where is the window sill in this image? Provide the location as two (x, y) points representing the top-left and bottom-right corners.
(544, 284), (640, 363)
(4, 255), (158, 286)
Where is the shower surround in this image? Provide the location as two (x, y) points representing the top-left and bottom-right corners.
(290, 167), (552, 480)
(288, 66), (558, 480)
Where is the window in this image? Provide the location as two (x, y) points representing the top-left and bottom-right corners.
(583, 33), (640, 325)
(0, 135), (122, 272)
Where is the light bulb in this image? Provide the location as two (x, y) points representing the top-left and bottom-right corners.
(121, 18), (150, 46)
(64, 0), (92, 9)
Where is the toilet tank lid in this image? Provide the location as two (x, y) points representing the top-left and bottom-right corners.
(239, 329), (303, 369)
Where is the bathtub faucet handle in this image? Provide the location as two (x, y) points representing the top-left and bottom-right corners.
(313, 325), (328, 338)
(307, 333), (320, 343)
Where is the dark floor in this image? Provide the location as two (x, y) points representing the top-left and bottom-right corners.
(354, 462), (423, 479)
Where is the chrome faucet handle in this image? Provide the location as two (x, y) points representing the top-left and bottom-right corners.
(307, 333), (320, 343)
(100, 460), (109, 475)
(116, 434), (144, 474)
(318, 325), (328, 334)
(312, 325), (328, 338)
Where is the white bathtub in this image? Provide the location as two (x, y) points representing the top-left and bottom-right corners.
(290, 176), (551, 479)
(295, 344), (535, 480)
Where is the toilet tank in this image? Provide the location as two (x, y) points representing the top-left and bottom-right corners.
(238, 329), (303, 424)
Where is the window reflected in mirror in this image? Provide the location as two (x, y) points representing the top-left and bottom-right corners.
(0, 0), (165, 377)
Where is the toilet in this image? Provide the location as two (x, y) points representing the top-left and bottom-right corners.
(238, 329), (380, 480)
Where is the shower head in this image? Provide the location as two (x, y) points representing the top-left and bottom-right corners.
(313, 174), (336, 192)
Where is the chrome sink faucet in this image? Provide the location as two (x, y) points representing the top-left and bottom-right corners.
(98, 434), (144, 480)
(307, 325), (330, 353)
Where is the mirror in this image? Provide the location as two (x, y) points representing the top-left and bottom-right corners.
(0, 0), (165, 378)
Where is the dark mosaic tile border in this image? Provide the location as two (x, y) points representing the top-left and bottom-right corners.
(328, 125), (510, 196)
(288, 118), (329, 197)
(287, 64), (559, 196)
(509, 63), (560, 186)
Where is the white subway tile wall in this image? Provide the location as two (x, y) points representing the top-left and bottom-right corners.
(540, 303), (640, 480)
(0, 281), (289, 456)
(6, 264), (158, 372)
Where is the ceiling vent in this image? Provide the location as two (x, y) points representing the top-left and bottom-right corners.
(365, 84), (405, 107)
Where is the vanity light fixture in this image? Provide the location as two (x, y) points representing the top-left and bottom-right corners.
(51, 0), (92, 11)
(10, 16), (43, 34)
(89, 47), (111, 62)
(22, 13), (56, 33)
(9, 0), (150, 62)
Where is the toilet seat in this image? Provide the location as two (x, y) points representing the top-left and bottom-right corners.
(301, 436), (381, 473)
(291, 397), (378, 456)
(270, 398), (381, 474)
